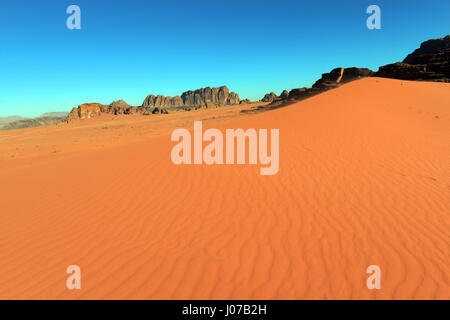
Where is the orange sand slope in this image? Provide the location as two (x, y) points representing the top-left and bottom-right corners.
(0, 78), (448, 299)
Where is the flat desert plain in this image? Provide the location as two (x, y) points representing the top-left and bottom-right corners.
(0, 78), (448, 299)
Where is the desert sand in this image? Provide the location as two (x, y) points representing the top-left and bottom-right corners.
(0, 78), (448, 299)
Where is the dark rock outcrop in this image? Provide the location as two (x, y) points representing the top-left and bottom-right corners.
(403, 35), (450, 64)
(284, 67), (373, 102)
(248, 36), (449, 115)
(261, 92), (278, 102)
(377, 51), (449, 82)
(245, 67), (374, 114)
(340, 67), (375, 82)
(151, 107), (169, 114)
(313, 67), (374, 89)
(376, 35), (449, 82)
(376, 62), (428, 80)
(279, 90), (289, 99)
(288, 87), (321, 100)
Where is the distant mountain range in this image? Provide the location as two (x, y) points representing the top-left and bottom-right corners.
(40, 112), (70, 118)
(0, 112), (69, 131)
(0, 116), (27, 125)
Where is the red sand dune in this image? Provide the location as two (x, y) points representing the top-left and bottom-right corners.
(0, 78), (448, 299)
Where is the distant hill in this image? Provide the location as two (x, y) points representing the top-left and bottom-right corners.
(0, 115), (66, 131)
(40, 112), (69, 118)
(0, 116), (27, 125)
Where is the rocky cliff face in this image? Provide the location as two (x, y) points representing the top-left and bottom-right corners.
(376, 35), (449, 82)
(403, 35), (450, 64)
(66, 86), (241, 121)
(66, 101), (148, 121)
(142, 95), (183, 109)
(313, 67), (374, 89)
(67, 103), (108, 121)
(142, 86), (240, 109)
(286, 67), (374, 101)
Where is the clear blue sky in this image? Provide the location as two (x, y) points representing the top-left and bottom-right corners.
(0, 0), (449, 117)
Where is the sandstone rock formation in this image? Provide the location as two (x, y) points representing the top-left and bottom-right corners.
(142, 95), (183, 109)
(67, 103), (109, 121)
(313, 67), (374, 89)
(376, 35), (450, 82)
(244, 67), (374, 114)
(261, 92), (278, 102)
(66, 101), (146, 121)
(152, 107), (169, 114)
(66, 85), (241, 121)
(143, 86), (240, 109)
(65, 36), (449, 123)
(251, 36), (449, 114)
(109, 100), (132, 114)
(288, 87), (321, 100)
(403, 35), (450, 64)
(279, 90), (289, 99)
(286, 67), (373, 102)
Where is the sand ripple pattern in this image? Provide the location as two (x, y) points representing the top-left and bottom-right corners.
(0, 78), (448, 299)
